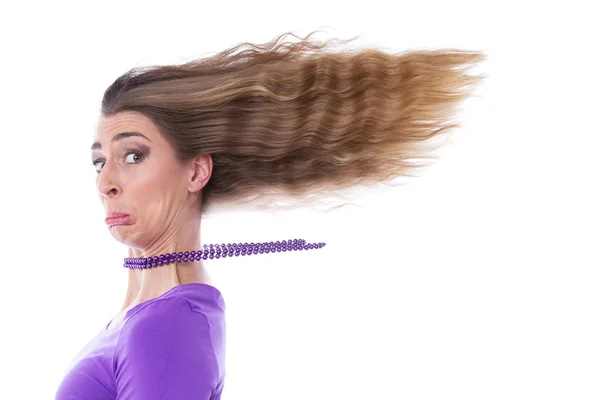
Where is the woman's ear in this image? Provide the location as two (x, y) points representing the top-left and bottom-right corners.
(188, 153), (213, 193)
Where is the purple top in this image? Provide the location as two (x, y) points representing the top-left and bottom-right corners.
(55, 283), (226, 400)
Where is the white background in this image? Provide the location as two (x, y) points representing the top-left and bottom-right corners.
(0, 1), (598, 399)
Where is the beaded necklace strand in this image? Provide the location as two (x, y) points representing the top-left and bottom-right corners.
(124, 238), (326, 269)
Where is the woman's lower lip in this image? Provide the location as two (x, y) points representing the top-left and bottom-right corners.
(105, 216), (132, 225)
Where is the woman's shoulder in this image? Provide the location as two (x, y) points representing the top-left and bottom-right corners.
(176, 282), (226, 313)
(112, 284), (225, 397)
(120, 283), (225, 335)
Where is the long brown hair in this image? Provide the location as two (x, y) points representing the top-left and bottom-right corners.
(101, 31), (486, 214)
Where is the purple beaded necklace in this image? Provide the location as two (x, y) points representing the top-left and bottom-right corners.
(123, 238), (326, 269)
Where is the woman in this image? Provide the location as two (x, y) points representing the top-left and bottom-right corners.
(54, 32), (484, 399)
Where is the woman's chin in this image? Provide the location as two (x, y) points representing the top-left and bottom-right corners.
(108, 224), (137, 245)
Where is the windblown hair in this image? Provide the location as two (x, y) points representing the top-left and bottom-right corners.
(101, 31), (486, 214)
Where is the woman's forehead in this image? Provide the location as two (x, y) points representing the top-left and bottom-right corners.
(98, 111), (154, 134)
(95, 111), (160, 144)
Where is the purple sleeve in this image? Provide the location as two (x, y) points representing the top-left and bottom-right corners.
(114, 296), (219, 399)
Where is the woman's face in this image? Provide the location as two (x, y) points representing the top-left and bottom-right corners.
(91, 111), (206, 250)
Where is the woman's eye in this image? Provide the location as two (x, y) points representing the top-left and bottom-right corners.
(125, 151), (144, 164)
(93, 160), (105, 173)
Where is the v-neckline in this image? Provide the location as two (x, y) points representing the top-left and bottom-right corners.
(104, 285), (183, 331)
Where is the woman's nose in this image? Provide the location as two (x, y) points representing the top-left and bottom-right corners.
(97, 164), (121, 198)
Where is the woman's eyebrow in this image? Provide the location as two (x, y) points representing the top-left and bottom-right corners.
(91, 131), (152, 151)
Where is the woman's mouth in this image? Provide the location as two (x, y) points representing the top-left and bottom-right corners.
(105, 212), (132, 226)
